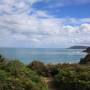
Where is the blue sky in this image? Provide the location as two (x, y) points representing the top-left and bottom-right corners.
(0, 0), (90, 48)
(33, 1), (90, 18)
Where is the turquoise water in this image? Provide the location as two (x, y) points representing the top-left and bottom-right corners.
(0, 48), (86, 64)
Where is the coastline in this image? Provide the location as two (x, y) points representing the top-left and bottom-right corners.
(0, 47), (90, 90)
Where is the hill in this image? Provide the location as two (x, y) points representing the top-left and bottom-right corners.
(68, 46), (88, 49)
(79, 54), (90, 64)
(83, 47), (90, 53)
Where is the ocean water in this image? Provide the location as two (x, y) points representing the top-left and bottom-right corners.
(0, 48), (86, 64)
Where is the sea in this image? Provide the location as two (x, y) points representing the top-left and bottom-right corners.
(0, 48), (87, 64)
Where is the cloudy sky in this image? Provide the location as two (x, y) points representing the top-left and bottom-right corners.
(0, 0), (90, 48)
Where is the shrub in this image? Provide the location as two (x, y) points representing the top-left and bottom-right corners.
(55, 65), (90, 90)
(28, 61), (48, 76)
(0, 55), (48, 90)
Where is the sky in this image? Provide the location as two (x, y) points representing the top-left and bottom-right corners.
(0, 0), (90, 48)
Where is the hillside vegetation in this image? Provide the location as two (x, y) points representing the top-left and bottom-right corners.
(0, 54), (90, 90)
(0, 55), (48, 90)
(28, 61), (90, 90)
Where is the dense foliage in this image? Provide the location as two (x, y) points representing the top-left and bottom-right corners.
(83, 47), (90, 53)
(0, 55), (48, 90)
(80, 54), (90, 64)
(55, 64), (90, 90)
(0, 54), (90, 90)
(28, 61), (48, 76)
(28, 61), (59, 77)
(28, 61), (90, 90)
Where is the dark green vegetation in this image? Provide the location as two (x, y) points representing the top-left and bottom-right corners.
(0, 53), (90, 90)
(83, 47), (90, 53)
(28, 54), (90, 90)
(0, 55), (48, 90)
(80, 47), (90, 64)
(80, 54), (90, 64)
(28, 61), (58, 77)
(28, 61), (90, 90)
(55, 64), (90, 90)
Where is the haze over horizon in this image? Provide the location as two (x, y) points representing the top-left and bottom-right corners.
(0, 0), (90, 48)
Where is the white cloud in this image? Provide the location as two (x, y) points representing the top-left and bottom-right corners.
(0, 0), (90, 48)
(0, 14), (90, 47)
(0, 0), (40, 15)
(79, 23), (90, 32)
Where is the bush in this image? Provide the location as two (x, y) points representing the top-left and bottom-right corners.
(28, 61), (48, 76)
(55, 65), (90, 90)
(0, 55), (48, 90)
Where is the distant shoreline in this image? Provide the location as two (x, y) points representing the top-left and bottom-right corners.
(68, 46), (89, 49)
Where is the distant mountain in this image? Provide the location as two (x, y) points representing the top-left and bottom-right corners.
(68, 46), (89, 49)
